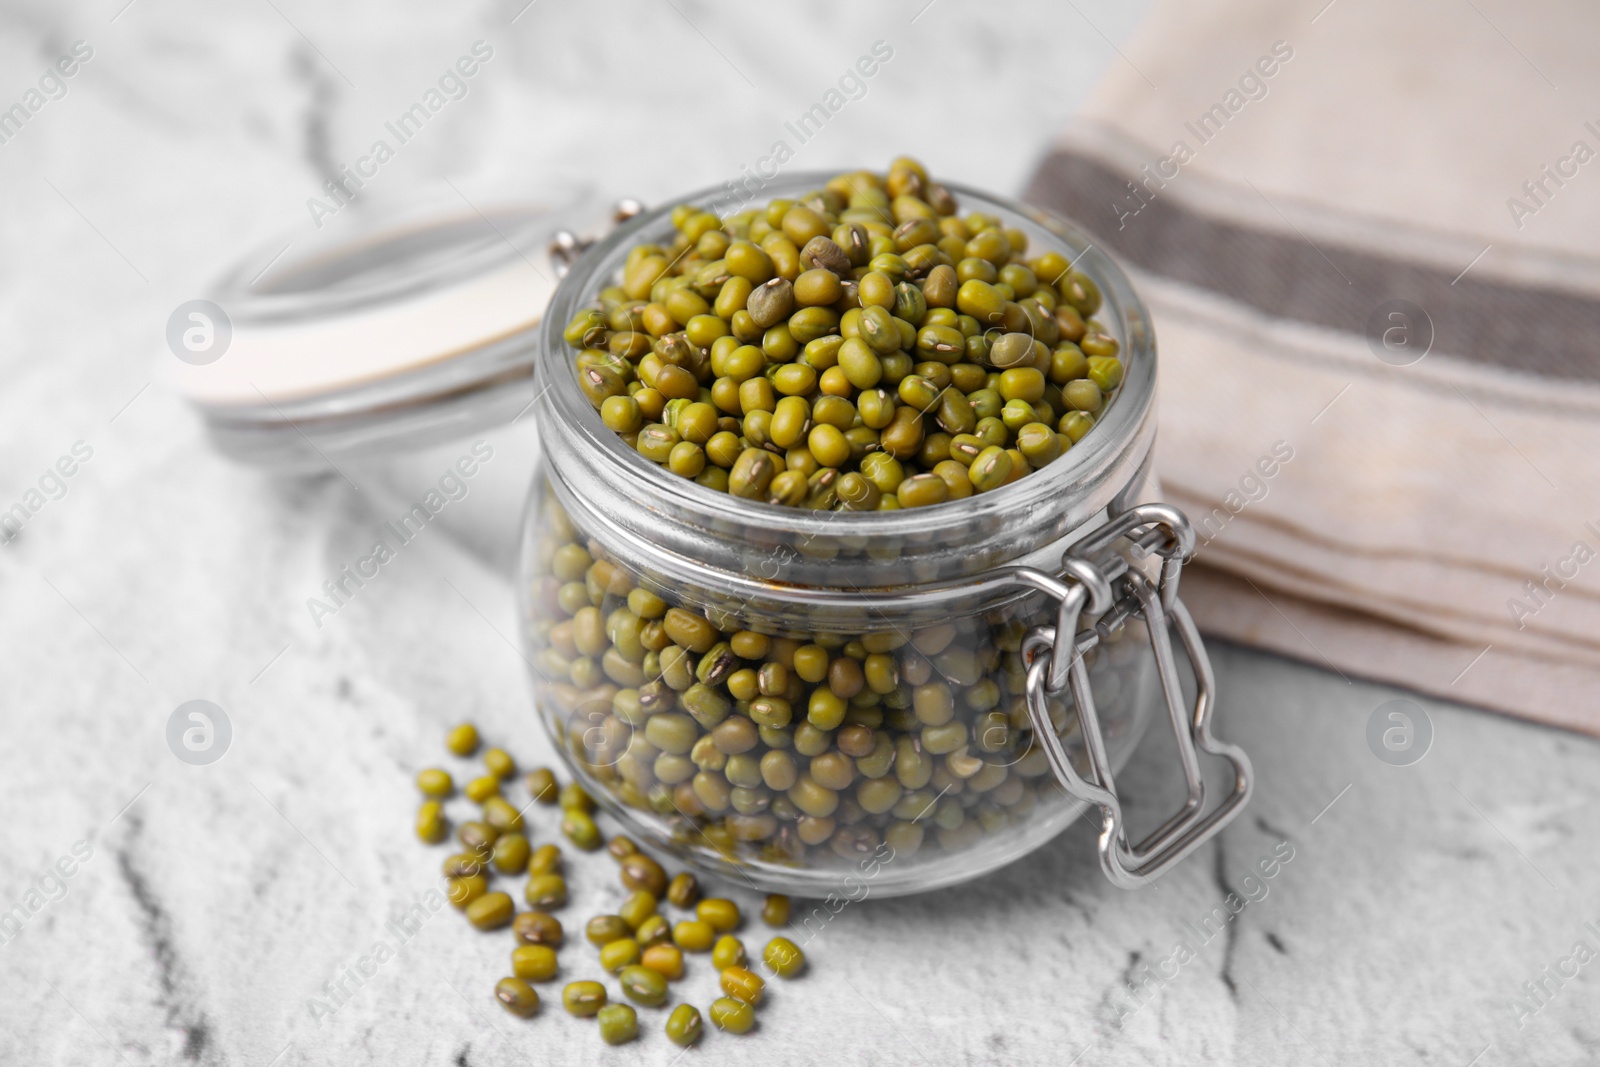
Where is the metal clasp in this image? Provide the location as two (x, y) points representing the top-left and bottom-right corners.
(549, 199), (646, 277)
(1011, 502), (1253, 888)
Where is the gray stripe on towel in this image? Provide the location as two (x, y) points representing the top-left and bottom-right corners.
(1026, 149), (1600, 383)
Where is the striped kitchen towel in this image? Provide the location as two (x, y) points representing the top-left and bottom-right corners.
(1026, 0), (1600, 734)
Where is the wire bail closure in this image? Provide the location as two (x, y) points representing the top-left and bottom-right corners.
(1013, 502), (1253, 888)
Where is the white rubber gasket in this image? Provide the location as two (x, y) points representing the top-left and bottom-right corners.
(173, 254), (555, 407)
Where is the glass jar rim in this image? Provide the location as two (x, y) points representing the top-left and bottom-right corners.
(533, 172), (1156, 588)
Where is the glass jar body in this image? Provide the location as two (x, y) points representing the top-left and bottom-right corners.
(517, 171), (1165, 896)
(518, 466), (1157, 896)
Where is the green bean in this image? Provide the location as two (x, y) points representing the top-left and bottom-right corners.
(666, 1004), (704, 1046)
(711, 934), (746, 970)
(762, 894), (792, 927)
(597, 1003), (639, 1045)
(618, 964), (669, 1007)
(481, 796), (523, 834)
(586, 915), (631, 946)
(674, 920), (715, 952)
(635, 914), (672, 948)
(443, 851), (489, 880)
(666, 872), (700, 909)
(415, 801), (447, 844)
(483, 747), (516, 779)
(620, 852), (669, 896)
(495, 977), (540, 1018)
(415, 768), (453, 798)
(562, 810), (602, 852)
(763, 936), (806, 978)
(619, 890), (656, 929)
(563, 980), (608, 1017)
(1064, 378), (1103, 413)
(709, 996), (755, 1034)
(527, 843), (562, 875)
(491, 833), (530, 874)
(559, 781), (594, 812)
(600, 938), (641, 973)
(513, 911), (563, 946)
(524, 874), (568, 909)
(457, 821), (498, 853)
(720, 965), (766, 1005)
(466, 892), (514, 930)
(445, 723), (479, 756)
(512, 944), (559, 981)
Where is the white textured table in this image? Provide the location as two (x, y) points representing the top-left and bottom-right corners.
(3, 2), (1598, 1065)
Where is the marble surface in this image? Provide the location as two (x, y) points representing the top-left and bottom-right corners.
(3, 1), (1598, 1065)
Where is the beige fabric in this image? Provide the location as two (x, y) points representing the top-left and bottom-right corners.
(1026, 0), (1600, 732)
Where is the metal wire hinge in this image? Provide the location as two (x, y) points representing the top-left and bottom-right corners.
(549, 199), (646, 277)
(1011, 502), (1253, 888)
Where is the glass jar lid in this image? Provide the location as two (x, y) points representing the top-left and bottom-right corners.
(173, 182), (599, 468)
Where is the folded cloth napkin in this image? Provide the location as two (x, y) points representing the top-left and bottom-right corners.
(1025, 0), (1600, 735)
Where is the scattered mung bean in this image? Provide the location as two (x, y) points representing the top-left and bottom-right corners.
(495, 977), (539, 1018)
(457, 821), (498, 852)
(448, 875), (487, 910)
(709, 996), (755, 1034)
(641, 943), (684, 980)
(618, 964), (669, 1007)
(620, 854), (668, 897)
(416, 768), (453, 798)
(512, 944), (559, 981)
(527, 843), (562, 876)
(562, 810), (602, 851)
(466, 891), (514, 931)
(525, 767), (559, 805)
(599, 938), (641, 973)
(666, 872), (700, 909)
(697, 898), (740, 933)
(482, 796), (523, 834)
(415, 801), (447, 844)
(563, 981), (607, 1017)
(763, 936), (806, 978)
(635, 914), (671, 948)
(762, 894), (791, 928)
(484, 748), (516, 779)
(597, 1003), (639, 1045)
(586, 915), (630, 947)
(720, 965), (765, 1006)
(492, 833), (531, 874)
(665, 1003), (704, 1046)
(513, 911), (563, 947)
(524, 874), (568, 909)
(673, 920), (715, 952)
(618, 890), (656, 929)
(711, 934), (746, 971)
(446, 723), (479, 756)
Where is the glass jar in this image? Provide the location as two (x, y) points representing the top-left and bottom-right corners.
(517, 174), (1252, 897)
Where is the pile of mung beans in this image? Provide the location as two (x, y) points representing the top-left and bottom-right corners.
(415, 722), (806, 1045)
(562, 156), (1123, 509)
